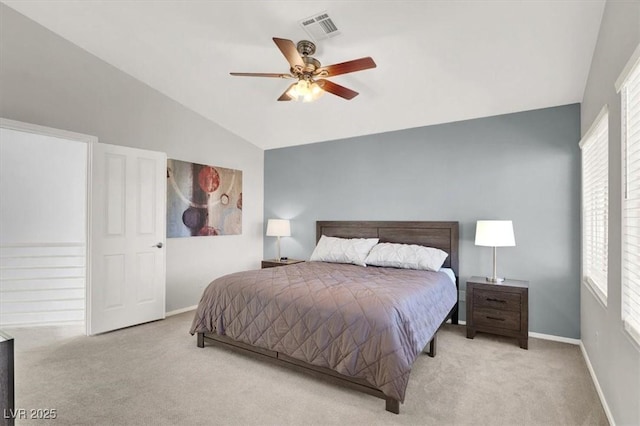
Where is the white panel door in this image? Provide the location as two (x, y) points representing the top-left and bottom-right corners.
(88, 143), (166, 335)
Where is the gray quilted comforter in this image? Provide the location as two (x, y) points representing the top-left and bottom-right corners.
(190, 261), (457, 402)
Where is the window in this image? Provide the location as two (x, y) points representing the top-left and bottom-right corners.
(580, 106), (609, 304)
(618, 44), (640, 345)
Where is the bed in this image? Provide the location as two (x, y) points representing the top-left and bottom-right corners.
(190, 221), (459, 414)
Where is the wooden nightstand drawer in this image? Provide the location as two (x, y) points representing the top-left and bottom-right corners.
(473, 308), (521, 331)
(474, 289), (521, 312)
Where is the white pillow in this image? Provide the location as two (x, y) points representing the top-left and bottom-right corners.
(309, 235), (379, 267)
(364, 242), (448, 271)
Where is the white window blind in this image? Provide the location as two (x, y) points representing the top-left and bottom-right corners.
(580, 107), (609, 303)
(620, 50), (640, 345)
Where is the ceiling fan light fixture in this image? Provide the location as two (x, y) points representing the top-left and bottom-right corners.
(287, 79), (324, 102)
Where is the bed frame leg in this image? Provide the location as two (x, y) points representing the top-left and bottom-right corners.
(197, 332), (204, 348)
(385, 397), (400, 414)
(427, 333), (437, 358)
(451, 308), (459, 325)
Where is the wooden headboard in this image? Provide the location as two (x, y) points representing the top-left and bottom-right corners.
(316, 221), (459, 277)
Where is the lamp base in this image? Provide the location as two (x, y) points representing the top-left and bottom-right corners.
(486, 276), (505, 283)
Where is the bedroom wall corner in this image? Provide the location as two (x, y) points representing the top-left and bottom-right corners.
(0, 4), (265, 314)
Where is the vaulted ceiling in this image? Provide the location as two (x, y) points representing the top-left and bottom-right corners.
(3, 1), (605, 150)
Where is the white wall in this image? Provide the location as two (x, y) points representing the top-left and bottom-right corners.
(0, 128), (86, 244)
(580, 1), (640, 424)
(0, 127), (87, 325)
(0, 4), (264, 313)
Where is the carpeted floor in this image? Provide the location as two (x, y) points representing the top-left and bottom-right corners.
(7, 312), (607, 425)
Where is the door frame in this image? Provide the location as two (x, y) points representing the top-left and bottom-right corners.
(0, 118), (96, 335)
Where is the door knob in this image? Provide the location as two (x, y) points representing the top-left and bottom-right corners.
(152, 242), (163, 248)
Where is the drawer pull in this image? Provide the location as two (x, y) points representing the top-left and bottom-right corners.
(486, 316), (505, 321)
(486, 298), (506, 303)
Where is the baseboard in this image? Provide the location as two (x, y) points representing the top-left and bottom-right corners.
(580, 342), (616, 425)
(528, 332), (580, 345)
(166, 305), (198, 317)
(448, 320), (580, 345)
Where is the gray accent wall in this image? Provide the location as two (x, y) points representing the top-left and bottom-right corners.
(0, 5), (264, 314)
(265, 104), (581, 339)
(580, 1), (640, 424)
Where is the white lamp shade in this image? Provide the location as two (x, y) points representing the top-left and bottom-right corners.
(475, 220), (515, 247)
(266, 219), (291, 237)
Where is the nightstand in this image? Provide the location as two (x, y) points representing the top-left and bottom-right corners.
(466, 276), (529, 349)
(261, 259), (305, 269)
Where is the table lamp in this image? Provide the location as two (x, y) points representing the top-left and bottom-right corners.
(475, 220), (516, 283)
(266, 219), (291, 261)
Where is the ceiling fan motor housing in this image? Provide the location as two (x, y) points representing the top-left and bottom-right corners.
(294, 40), (320, 76)
(301, 56), (321, 75)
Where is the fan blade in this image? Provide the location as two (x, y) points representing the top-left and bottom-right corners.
(230, 72), (293, 78)
(316, 57), (376, 77)
(273, 38), (304, 70)
(277, 83), (296, 101)
(317, 79), (359, 100)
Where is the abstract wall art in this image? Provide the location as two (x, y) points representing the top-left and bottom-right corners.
(167, 159), (242, 237)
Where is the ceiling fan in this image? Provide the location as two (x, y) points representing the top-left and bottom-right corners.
(230, 38), (376, 102)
